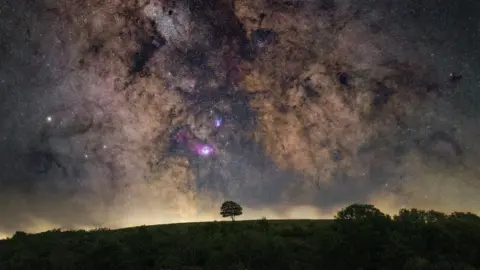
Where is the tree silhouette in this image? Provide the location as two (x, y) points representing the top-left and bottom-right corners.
(335, 204), (386, 221)
(220, 201), (243, 221)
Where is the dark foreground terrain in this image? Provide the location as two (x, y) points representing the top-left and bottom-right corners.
(1, 204), (480, 270)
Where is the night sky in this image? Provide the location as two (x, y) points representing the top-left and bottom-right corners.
(0, 0), (479, 238)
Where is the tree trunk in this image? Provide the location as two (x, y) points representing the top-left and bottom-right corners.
(231, 216), (235, 221)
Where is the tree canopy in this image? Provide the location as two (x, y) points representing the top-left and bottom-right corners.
(220, 200), (243, 221)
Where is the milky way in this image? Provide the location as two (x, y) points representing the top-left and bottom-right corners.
(1, 0), (480, 238)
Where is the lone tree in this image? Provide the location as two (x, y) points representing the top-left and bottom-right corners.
(220, 201), (243, 221)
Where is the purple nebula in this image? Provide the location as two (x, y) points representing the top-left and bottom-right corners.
(171, 126), (216, 157)
(173, 128), (189, 143)
(193, 143), (215, 157)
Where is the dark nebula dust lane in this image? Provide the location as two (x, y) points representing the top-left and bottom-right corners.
(1, 0), (480, 238)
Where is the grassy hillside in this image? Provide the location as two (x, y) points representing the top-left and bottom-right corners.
(1, 205), (480, 270)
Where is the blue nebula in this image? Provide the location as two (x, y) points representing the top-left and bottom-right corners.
(214, 117), (223, 128)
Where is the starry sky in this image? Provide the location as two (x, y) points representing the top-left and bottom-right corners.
(0, 0), (480, 238)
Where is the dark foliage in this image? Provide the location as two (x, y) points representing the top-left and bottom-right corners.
(220, 200), (243, 221)
(1, 204), (479, 270)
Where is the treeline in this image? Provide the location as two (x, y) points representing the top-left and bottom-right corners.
(0, 204), (479, 270)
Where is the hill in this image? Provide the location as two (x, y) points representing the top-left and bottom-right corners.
(1, 204), (480, 270)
